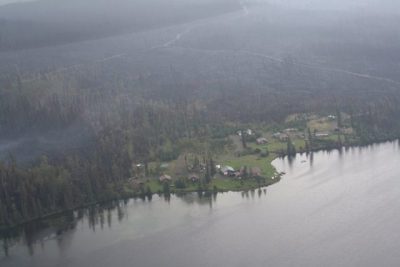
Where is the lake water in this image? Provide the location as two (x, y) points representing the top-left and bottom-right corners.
(1, 141), (400, 267)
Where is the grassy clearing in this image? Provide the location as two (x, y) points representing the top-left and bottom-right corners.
(248, 138), (306, 153)
(220, 154), (277, 178)
(308, 118), (336, 132)
(135, 175), (277, 194)
(210, 176), (277, 191)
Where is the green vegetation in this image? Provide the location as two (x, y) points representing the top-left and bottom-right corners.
(122, 112), (363, 201)
(3, 0), (400, 231)
(138, 176), (277, 195)
(0, 78), (398, 230)
(221, 154), (276, 178)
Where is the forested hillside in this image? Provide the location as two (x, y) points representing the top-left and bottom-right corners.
(2, 0), (400, 227)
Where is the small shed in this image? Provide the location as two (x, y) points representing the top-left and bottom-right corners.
(159, 174), (172, 182)
(279, 133), (289, 141)
(315, 132), (329, 137)
(256, 137), (268, 145)
(221, 166), (236, 176)
(237, 129), (254, 136)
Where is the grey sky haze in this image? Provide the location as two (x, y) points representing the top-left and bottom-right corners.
(0, 0), (34, 6)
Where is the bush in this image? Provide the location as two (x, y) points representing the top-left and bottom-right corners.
(174, 179), (186, 189)
(260, 149), (269, 158)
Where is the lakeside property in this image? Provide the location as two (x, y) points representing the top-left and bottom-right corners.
(3, 141), (400, 267)
(122, 112), (360, 197)
(0, 111), (392, 229)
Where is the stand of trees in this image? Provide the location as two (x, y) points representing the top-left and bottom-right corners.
(2, 63), (400, 228)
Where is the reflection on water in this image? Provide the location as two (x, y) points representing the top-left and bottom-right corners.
(1, 201), (125, 257)
(0, 188), (269, 258)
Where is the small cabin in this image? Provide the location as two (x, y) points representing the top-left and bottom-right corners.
(237, 129), (254, 136)
(159, 174), (172, 183)
(315, 132), (329, 137)
(256, 137), (268, 145)
(273, 133), (289, 141)
(220, 166), (236, 176)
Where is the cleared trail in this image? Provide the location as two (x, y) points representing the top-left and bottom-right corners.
(150, 0), (249, 50)
(173, 45), (400, 87)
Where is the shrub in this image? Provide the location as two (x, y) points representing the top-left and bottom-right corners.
(174, 179), (186, 189)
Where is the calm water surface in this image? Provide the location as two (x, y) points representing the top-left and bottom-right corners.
(1, 141), (400, 267)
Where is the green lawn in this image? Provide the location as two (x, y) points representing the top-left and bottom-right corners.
(221, 154), (277, 178)
(210, 176), (277, 191)
(136, 176), (277, 194)
(247, 137), (306, 153)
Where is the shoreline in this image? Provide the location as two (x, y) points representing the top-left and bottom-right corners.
(0, 174), (283, 233)
(1, 138), (398, 232)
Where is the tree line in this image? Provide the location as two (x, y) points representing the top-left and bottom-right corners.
(2, 66), (400, 227)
